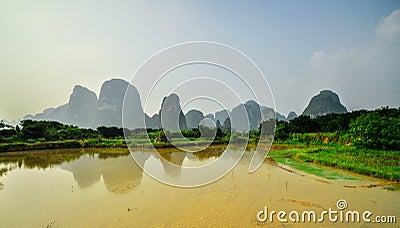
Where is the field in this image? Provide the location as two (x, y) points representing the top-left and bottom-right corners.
(269, 146), (400, 181)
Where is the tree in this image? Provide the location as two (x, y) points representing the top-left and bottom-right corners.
(216, 126), (224, 139)
(289, 115), (319, 133)
(222, 118), (231, 134)
(274, 121), (290, 140)
(97, 126), (123, 139)
(0, 120), (13, 130)
(350, 108), (400, 150)
(20, 120), (47, 139)
(215, 120), (225, 139)
(0, 129), (17, 138)
(216, 120), (222, 129)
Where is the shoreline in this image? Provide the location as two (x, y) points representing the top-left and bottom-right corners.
(1, 140), (398, 183)
(0, 139), (232, 153)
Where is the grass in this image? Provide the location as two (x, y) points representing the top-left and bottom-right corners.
(269, 146), (400, 181)
(0, 139), (144, 152)
(274, 132), (352, 146)
(384, 185), (397, 191)
(269, 149), (358, 180)
(0, 137), (232, 152)
(0, 140), (82, 152)
(81, 139), (127, 148)
(296, 147), (400, 181)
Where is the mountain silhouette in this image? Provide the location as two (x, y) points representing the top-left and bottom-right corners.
(287, 111), (298, 121)
(229, 101), (280, 131)
(67, 85), (98, 128)
(185, 110), (204, 129)
(158, 94), (187, 131)
(215, 110), (230, 125)
(24, 79), (144, 129)
(302, 90), (347, 117)
(92, 79), (144, 128)
(21, 79), (349, 130)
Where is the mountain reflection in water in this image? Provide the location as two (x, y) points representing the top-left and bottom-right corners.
(60, 153), (147, 193)
(0, 146), (234, 193)
(0, 145), (399, 227)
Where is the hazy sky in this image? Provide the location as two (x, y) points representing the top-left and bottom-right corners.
(1, 0), (399, 121)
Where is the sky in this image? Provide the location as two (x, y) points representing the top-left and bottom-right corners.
(1, 0), (399, 121)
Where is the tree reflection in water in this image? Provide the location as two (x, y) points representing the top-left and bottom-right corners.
(0, 146), (238, 192)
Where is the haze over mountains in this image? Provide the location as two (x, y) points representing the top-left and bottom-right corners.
(23, 79), (144, 129)
(17, 78), (349, 130)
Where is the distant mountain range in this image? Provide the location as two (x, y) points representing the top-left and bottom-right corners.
(10, 78), (349, 130)
(23, 79), (144, 129)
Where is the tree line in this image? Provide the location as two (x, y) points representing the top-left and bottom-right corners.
(1, 106), (399, 150)
(266, 106), (400, 150)
(0, 118), (232, 143)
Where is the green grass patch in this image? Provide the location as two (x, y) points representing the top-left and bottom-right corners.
(269, 149), (358, 180)
(383, 185), (397, 191)
(0, 140), (82, 152)
(295, 146), (400, 181)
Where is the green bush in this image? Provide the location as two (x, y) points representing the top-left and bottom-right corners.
(350, 108), (400, 150)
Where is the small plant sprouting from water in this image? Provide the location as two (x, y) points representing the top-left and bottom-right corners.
(384, 185), (396, 191)
(46, 220), (56, 228)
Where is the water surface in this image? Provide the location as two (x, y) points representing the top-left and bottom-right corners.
(0, 147), (398, 227)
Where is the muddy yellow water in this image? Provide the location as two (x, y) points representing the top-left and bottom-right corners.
(0, 147), (398, 227)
